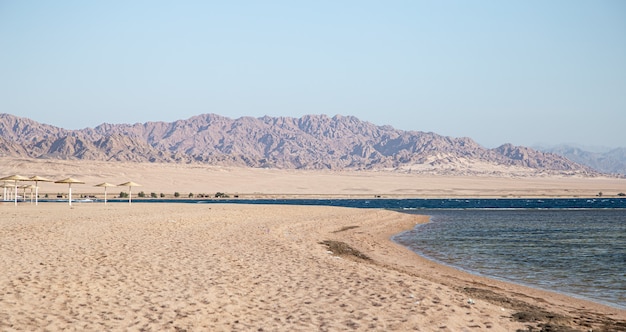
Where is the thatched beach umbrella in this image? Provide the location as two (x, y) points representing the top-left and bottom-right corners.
(0, 175), (30, 206)
(94, 182), (117, 205)
(118, 181), (141, 204)
(29, 175), (53, 205)
(55, 178), (85, 207)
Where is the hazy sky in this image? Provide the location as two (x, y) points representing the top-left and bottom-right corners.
(1, 1), (624, 149)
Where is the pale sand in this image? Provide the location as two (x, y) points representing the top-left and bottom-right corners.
(1, 203), (624, 331)
(1, 157), (625, 198)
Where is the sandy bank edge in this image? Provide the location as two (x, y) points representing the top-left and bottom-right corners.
(1, 202), (624, 331)
(327, 210), (626, 331)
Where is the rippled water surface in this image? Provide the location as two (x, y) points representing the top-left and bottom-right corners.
(393, 209), (626, 309)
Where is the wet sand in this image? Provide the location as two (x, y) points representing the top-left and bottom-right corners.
(1, 203), (624, 331)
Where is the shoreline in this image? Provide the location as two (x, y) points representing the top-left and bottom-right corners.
(5, 191), (626, 201)
(401, 245), (626, 312)
(318, 207), (626, 331)
(10, 195), (626, 207)
(389, 215), (625, 312)
(1, 203), (623, 331)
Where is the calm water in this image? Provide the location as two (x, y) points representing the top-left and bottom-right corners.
(91, 197), (626, 209)
(393, 209), (626, 309)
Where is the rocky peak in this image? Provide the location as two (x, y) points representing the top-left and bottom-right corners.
(0, 113), (601, 175)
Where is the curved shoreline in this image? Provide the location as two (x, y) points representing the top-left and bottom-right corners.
(348, 210), (626, 331)
(1, 203), (624, 331)
(390, 213), (626, 311)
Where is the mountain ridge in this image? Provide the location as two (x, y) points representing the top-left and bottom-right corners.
(535, 144), (626, 176)
(0, 113), (603, 176)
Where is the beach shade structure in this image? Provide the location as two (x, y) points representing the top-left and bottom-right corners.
(0, 175), (30, 206)
(1, 182), (12, 201)
(118, 181), (141, 204)
(54, 178), (85, 207)
(29, 175), (53, 205)
(21, 184), (36, 204)
(94, 182), (117, 205)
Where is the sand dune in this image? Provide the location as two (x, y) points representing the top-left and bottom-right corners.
(1, 203), (624, 331)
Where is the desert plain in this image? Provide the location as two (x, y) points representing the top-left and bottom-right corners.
(1, 157), (626, 331)
(1, 157), (625, 199)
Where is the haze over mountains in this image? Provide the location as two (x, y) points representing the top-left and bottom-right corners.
(534, 144), (626, 176)
(0, 113), (617, 176)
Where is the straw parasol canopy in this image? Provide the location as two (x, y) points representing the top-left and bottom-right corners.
(118, 181), (141, 204)
(55, 178), (85, 207)
(29, 175), (53, 205)
(0, 175), (30, 206)
(94, 182), (117, 205)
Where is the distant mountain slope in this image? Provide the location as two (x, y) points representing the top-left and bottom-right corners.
(535, 145), (626, 175)
(0, 113), (599, 175)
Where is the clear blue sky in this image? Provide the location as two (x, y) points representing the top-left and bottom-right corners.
(1, 1), (624, 148)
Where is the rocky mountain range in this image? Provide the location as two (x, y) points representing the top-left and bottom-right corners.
(535, 145), (626, 176)
(0, 113), (605, 176)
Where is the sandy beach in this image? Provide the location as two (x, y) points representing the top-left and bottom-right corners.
(1, 203), (624, 331)
(2, 158), (626, 330)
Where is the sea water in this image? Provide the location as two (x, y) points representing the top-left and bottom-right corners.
(393, 209), (626, 309)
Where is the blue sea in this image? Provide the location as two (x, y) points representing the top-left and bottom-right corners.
(55, 197), (626, 308)
(393, 209), (626, 310)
